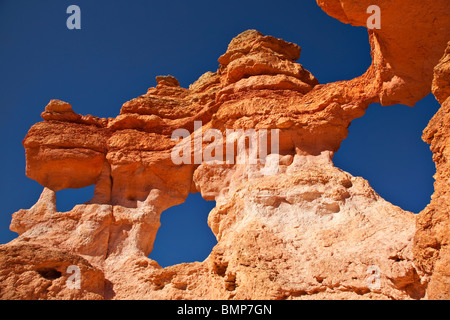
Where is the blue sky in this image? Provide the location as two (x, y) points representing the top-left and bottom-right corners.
(0, 0), (437, 267)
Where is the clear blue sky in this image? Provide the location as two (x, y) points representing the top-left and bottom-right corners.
(0, 0), (437, 267)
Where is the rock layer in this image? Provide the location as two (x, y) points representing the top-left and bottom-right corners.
(1, 0), (449, 300)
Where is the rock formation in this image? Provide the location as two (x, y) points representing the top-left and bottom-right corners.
(1, 0), (449, 299)
(414, 42), (450, 300)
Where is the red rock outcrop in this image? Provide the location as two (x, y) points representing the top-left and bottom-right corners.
(317, 0), (450, 106)
(0, 243), (105, 300)
(414, 42), (450, 299)
(1, 0), (449, 300)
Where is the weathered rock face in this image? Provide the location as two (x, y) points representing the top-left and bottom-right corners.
(1, 0), (449, 300)
(414, 42), (450, 300)
(317, 0), (450, 106)
(0, 243), (105, 300)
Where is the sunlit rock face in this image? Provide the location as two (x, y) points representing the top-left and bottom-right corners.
(1, 0), (449, 300)
(414, 42), (450, 300)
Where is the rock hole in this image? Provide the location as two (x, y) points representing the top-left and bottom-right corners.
(148, 192), (217, 268)
(333, 95), (437, 213)
(225, 273), (237, 291)
(55, 185), (96, 212)
(212, 261), (228, 277)
(36, 267), (61, 280)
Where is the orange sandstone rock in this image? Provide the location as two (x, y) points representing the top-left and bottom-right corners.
(1, 0), (450, 300)
(414, 42), (450, 299)
(0, 242), (105, 300)
(316, 0), (450, 105)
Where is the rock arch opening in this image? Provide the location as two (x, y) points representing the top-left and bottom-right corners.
(333, 94), (438, 213)
(149, 192), (217, 268)
(55, 185), (96, 212)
